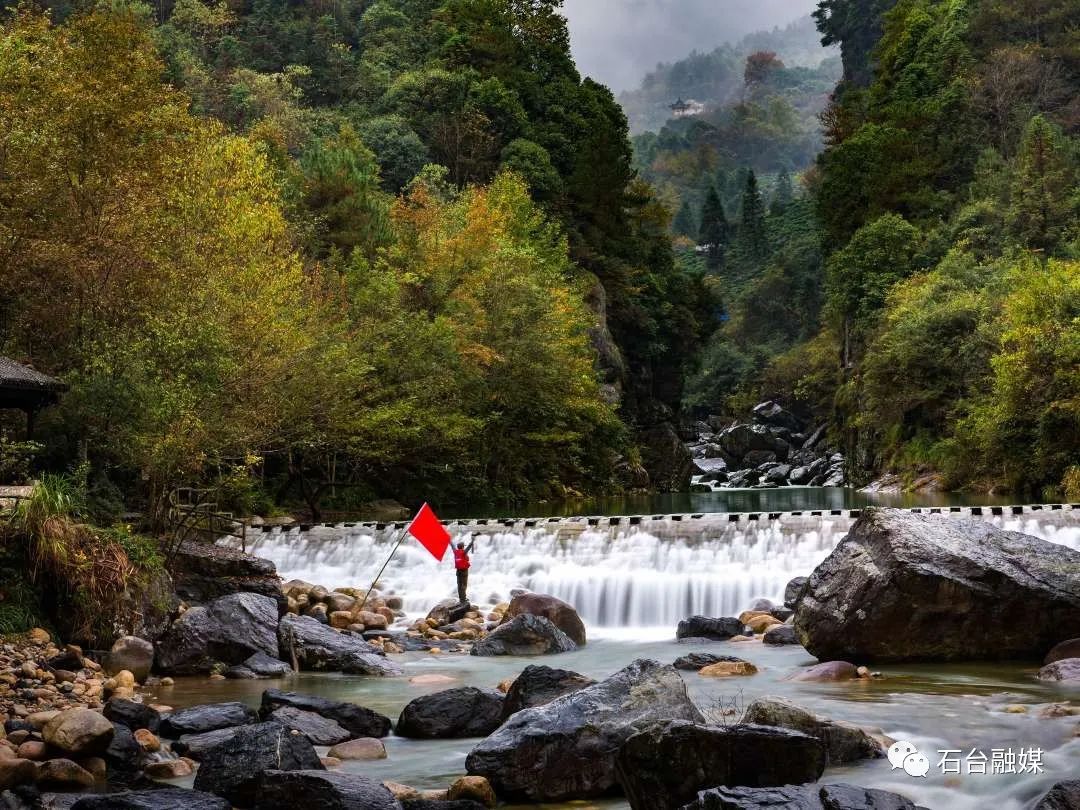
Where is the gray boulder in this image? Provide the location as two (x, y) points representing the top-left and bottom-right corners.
(173, 727), (240, 760)
(676, 616), (745, 641)
(783, 577), (808, 609)
(103, 698), (161, 733)
(794, 509), (1080, 662)
(471, 614), (577, 656)
(71, 788), (230, 809)
(161, 702), (258, 737)
(741, 698), (884, 764)
(1038, 658), (1080, 681)
(106, 636), (155, 682)
(260, 689), (392, 738)
(680, 784), (923, 810)
(465, 659), (703, 802)
(672, 653), (748, 670)
(269, 706), (352, 745)
(1033, 780), (1080, 810)
(396, 687), (504, 739)
(278, 614), (402, 675)
(762, 624), (798, 646)
(156, 592), (279, 675)
(752, 401), (801, 432)
(192, 721), (323, 806)
(502, 665), (596, 719)
(255, 770), (401, 809)
(615, 721), (826, 810)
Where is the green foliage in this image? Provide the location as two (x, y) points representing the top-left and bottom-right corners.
(0, 436), (41, 485)
(697, 186), (728, 269)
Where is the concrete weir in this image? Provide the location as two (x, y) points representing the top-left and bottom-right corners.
(230, 504), (1080, 632)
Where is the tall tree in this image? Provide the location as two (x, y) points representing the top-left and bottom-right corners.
(771, 170), (794, 214)
(739, 170), (768, 259)
(698, 186), (729, 269)
(1007, 115), (1077, 254)
(673, 200), (697, 239)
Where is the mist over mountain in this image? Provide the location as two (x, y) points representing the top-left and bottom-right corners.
(561, 0), (822, 91)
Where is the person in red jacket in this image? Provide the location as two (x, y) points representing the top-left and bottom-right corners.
(453, 539), (475, 605)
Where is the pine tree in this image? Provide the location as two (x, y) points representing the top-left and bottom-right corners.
(672, 200), (697, 239)
(771, 169), (794, 215)
(1007, 116), (1076, 256)
(698, 185), (729, 270)
(740, 169), (768, 258)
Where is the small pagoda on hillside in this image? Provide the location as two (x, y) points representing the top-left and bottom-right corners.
(0, 357), (66, 438)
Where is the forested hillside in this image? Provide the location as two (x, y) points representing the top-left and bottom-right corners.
(0, 0), (711, 515)
(682, 0), (1080, 499)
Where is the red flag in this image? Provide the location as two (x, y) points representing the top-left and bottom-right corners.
(407, 503), (451, 561)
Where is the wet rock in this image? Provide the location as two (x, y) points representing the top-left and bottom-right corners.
(502, 593), (586, 646)
(681, 783), (923, 810)
(1033, 780), (1080, 810)
(255, 770), (400, 809)
(676, 616), (745, 641)
(144, 759), (194, 779)
(501, 665), (595, 719)
(397, 688), (503, 739)
(104, 699), (161, 733)
(699, 661), (757, 676)
(71, 787), (230, 809)
(192, 721), (323, 806)
(470, 614), (576, 657)
(1038, 658), (1080, 682)
(742, 699), (885, 764)
(672, 653), (747, 671)
(268, 707), (352, 746)
(171, 541), (285, 612)
(106, 637), (155, 683)
(426, 600), (470, 627)
(447, 776), (495, 807)
(277, 615), (402, 675)
(0, 759), (37, 790)
(465, 659), (703, 802)
(238, 651), (292, 678)
(36, 758), (96, 788)
(763, 625), (798, 646)
(795, 509), (1080, 662)
(326, 738), (386, 761)
(260, 689), (392, 738)
(787, 661), (859, 682)
(104, 723), (145, 772)
(171, 728), (238, 760)
(156, 592), (280, 675)
(161, 702), (258, 737)
(1046, 639), (1080, 665)
(43, 709), (114, 756)
(783, 577), (808, 608)
(133, 729), (159, 752)
(615, 721), (826, 810)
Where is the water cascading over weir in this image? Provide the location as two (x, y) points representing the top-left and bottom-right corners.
(222, 505), (1080, 635)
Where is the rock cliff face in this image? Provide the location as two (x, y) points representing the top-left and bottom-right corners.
(684, 401), (845, 491)
(172, 541), (284, 611)
(794, 509), (1080, 662)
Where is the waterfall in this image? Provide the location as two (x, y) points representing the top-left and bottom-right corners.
(224, 509), (1080, 634)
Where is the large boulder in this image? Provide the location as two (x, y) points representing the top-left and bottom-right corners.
(741, 698), (884, 764)
(640, 422), (694, 491)
(426, 599), (471, 627)
(470, 614), (576, 657)
(103, 698), (161, 732)
(501, 665), (595, 719)
(1038, 658), (1080, 681)
(106, 636), (155, 682)
(681, 784), (924, 810)
(676, 616), (745, 641)
(156, 592), (280, 675)
(260, 689), (392, 738)
(752, 401), (801, 432)
(502, 593), (586, 646)
(171, 541), (285, 611)
(43, 709), (114, 756)
(718, 424), (787, 461)
(255, 770), (401, 809)
(672, 653), (747, 671)
(268, 707), (352, 746)
(278, 614), (402, 675)
(172, 727), (240, 760)
(1033, 780), (1080, 810)
(161, 702), (258, 737)
(465, 659), (704, 802)
(396, 688), (504, 739)
(794, 509), (1080, 662)
(1046, 639), (1080, 665)
(615, 721), (826, 810)
(71, 788), (230, 809)
(192, 721), (323, 806)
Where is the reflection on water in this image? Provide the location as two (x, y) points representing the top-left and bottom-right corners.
(441, 487), (1018, 520)
(150, 638), (1080, 810)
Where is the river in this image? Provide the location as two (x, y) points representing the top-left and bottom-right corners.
(164, 493), (1080, 809)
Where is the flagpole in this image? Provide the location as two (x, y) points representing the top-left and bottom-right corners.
(361, 526), (408, 611)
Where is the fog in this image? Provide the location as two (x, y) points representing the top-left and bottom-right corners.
(562, 0), (822, 91)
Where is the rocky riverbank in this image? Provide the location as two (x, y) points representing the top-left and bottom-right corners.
(684, 400), (847, 490)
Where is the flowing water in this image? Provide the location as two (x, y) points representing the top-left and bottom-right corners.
(187, 500), (1080, 809)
